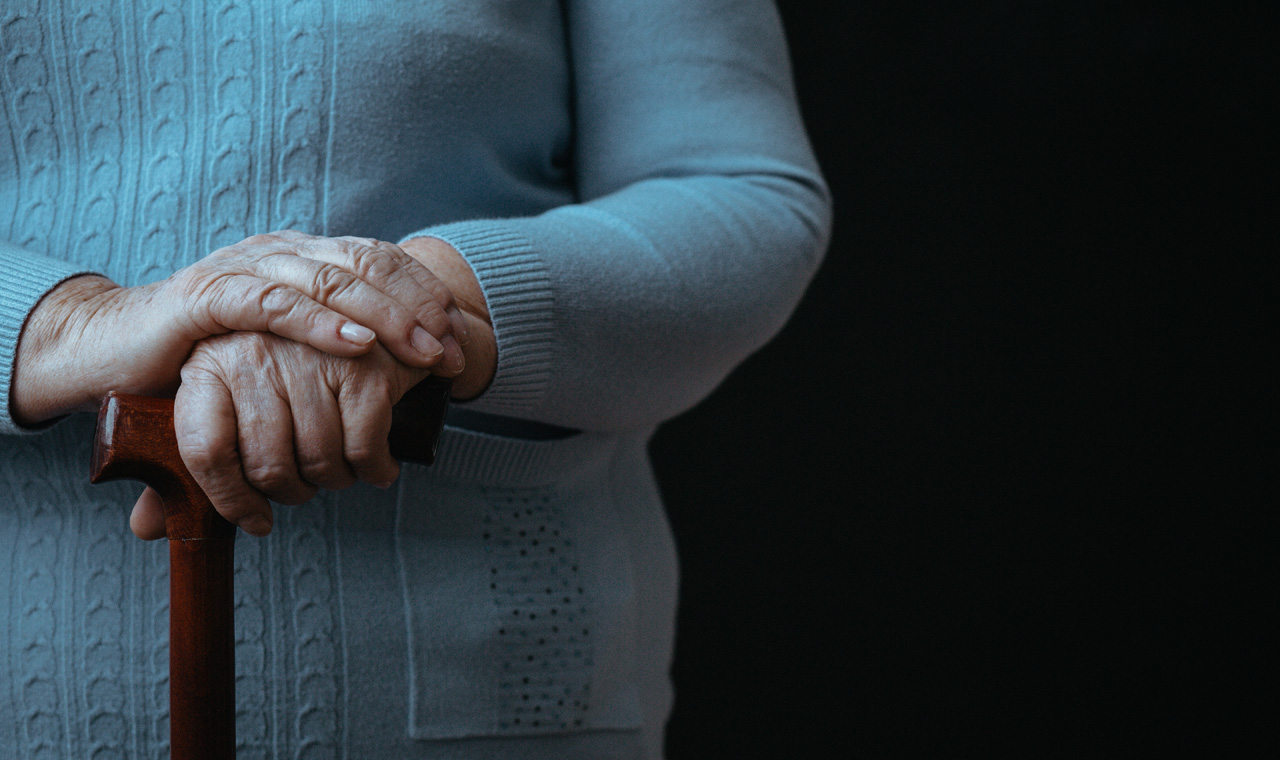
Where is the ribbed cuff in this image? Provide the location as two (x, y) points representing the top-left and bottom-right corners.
(401, 221), (555, 418)
(0, 241), (100, 434)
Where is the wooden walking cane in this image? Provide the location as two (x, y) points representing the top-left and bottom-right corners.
(88, 377), (452, 760)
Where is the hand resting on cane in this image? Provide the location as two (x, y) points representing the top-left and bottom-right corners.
(128, 236), (497, 540)
(11, 230), (469, 426)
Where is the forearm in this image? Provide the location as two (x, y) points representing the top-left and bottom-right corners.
(421, 171), (827, 432)
(0, 241), (102, 433)
(12, 274), (120, 425)
(10, 275), (174, 426)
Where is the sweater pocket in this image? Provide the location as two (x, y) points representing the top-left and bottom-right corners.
(394, 467), (644, 740)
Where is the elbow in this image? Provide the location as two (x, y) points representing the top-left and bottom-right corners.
(746, 163), (833, 274)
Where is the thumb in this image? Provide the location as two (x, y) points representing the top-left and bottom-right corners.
(130, 486), (168, 540)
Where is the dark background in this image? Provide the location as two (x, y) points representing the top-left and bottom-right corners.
(653, 2), (1268, 757)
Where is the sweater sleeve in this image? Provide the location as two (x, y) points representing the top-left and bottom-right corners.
(0, 240), (100, 435)
(407, 0), (831, 433)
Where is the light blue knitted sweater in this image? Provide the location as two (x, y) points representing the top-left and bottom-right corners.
(0, 1), (829, 757)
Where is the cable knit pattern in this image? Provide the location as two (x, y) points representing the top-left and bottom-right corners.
(65, 3), (125, 277)
(272, 0), (328, 234)
(234, 527), (274, 760)
(1, 2), (829, 757)
(205, 0), (257, 251)
(7, 444), (69, 760)
(145, 531), (170, 760)
(283, 495), (342, 760)
(77, 496), (129, 759)
(0, 4), (62, 254)
(133, 1), (191, 285)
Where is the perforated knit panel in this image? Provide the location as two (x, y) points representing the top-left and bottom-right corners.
(484, 490), (595, 734)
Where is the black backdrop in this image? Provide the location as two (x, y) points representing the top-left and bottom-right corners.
(652, 2), (1268, 757)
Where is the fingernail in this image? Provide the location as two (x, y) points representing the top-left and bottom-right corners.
(340, 322), (375, 345)
(240, 515), (272, 536)
(442, 335), (466, 376)
(412, 326), (444, 359)
(451, 308), (471, 346)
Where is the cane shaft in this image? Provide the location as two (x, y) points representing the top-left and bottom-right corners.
(170, 535), (236, 760)
(90, 392), (237, 759)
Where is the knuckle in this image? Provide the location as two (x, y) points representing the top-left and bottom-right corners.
(175, 423), (228, 469)
(257, 282), (312, 330)
(311, 264), (360, 302)
(354, 246), (399, 282)
(344, 421), (394, 472)
(185, 271), (256, 330)
(175, 423), (234, 472)
(343, 442), (380, 467)
(428, 279), (457, 310)
(299, 457), (355, 490)
(242, 461), (299, 494)
(257, 280), (295, 310)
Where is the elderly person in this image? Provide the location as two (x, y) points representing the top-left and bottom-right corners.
(0, 1), (830, 758)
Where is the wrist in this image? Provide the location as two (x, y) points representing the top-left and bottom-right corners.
(11, 275), (124, 425)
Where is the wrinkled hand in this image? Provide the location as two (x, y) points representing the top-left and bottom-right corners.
(167, 230), (469, 370)
(124, 234), (494, 540)
(12, 230), (466, 425)
(130, 331), (430, 539)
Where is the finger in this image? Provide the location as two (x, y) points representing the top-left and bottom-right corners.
(291, 371), (356, 491)
(326, 236), (455, 311)
(260, 253), (452, 368)
(376, 237), (471, 346)
(449, 308), (499, 401)
(328, 236), (460, 324)
(398, 236), (482, 347)
(175, 368), (273, 536)
(172, 269), (381, 358)
(232, 371), (318, 506)
(448, 305), (471, 347)
(437, 333), (465, 377)
(294, 237), (460, 351)
(130, 487), (168, 540)
(337, 380), (400, 488)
